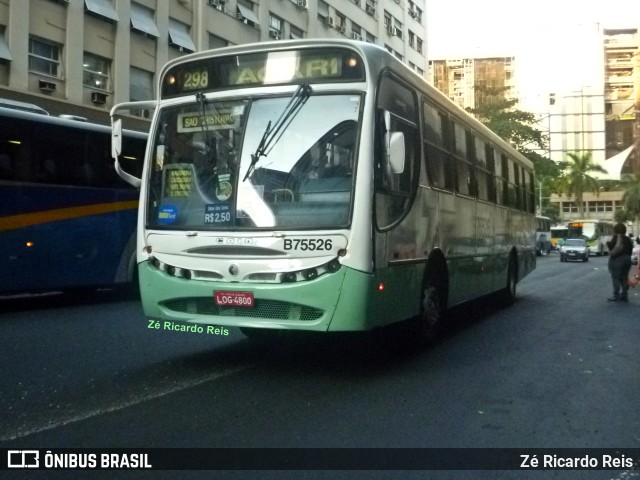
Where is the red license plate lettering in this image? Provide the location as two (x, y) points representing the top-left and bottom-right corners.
(214, 291), (254, 307)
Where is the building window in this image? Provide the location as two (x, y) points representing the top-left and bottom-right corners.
(365, 1), (376, 16)
(408, 30), (415, 48)
(335, 13), (346, 33)
(209, 34), (229, 50)
(416, 37), (423, 54)
(412, 6), (423, 23)
(83, 52), (111, 91)
(269, 14), (283, 39)
(130, 67), (153, 101)
(290, 25), (304, 40)
(209, 0), (225, 11)
(351, 23), (362, 41)
(384, 11), (391, 28)
(29, 38), (61, 77)
(318, 1), (329, 23)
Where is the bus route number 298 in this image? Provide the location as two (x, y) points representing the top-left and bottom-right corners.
(283, 238), (332, 251)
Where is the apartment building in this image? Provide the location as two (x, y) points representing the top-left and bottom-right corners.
(0, 0), (427, 124)
(604, 27), (640, 175)
(427, 57), (515, 110)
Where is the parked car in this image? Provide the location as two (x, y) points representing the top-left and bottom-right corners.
(559, 239), (590, 262)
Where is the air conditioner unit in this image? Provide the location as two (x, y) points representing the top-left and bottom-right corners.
(365, 5), (375, 15)
(297, 0), (307, 8)
(351, 32), (362, 41)
(39, 80), (56, 93)
(269, 29), (280, 40)
(91, 92), (108, 105)
(327, 17), (335, 28)
(408, 10), (418, 18)
(336, 25), (345, 34)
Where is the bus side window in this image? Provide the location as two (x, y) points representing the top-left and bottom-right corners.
(422, 102), (453, 191)
(0, 154), (13, 180)
(375, 74), (418, 230)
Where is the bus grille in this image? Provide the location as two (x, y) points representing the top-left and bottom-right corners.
(161, 298), (324, 322)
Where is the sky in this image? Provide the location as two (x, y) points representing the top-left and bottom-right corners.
(426, 0), (640, 112)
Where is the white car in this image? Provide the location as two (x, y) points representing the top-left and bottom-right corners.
(559, 239), (590, 262)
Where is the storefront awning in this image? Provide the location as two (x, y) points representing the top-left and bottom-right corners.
(0, 34), (12, 61)
(237, 4), (260, 24)
(130, 3), (159, 38)
(168, 20), (195, 52)
(84, 0), (119, 23)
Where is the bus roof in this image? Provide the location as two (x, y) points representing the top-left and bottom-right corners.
(0, 98), (49, 115)
(0, 105), (148, 138)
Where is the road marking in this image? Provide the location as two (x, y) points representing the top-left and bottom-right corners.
(1, 364), (254, 442)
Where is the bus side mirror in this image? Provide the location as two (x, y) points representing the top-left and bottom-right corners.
(383, 111), (405, 174)
(388, 131), (405, 174)
(111, 117), (141, 188)
(112, 119), (122, 159)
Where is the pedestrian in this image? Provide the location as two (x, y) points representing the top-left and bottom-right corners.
(630, 238), (640, 288)
(607, 223), (633, 302)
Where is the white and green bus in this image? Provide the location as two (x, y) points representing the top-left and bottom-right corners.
(567, 219), (613, 256)
(111, 40), (536, 342)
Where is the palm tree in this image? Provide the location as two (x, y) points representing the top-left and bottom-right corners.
(557, 151), (607, 218)
(622, 173), (640, 235)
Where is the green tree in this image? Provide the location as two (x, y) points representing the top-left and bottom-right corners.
(556, 152), (607, 218)
(621, 173), (640, 234)
(466, 85), (546, 152)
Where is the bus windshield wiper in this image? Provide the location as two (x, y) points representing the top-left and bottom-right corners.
(243, 83), (312, 181)
(195, 91), (215, 164)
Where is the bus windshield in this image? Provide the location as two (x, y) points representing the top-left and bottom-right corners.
(569, 222), (595, 240)
(147, 92), (361, 230)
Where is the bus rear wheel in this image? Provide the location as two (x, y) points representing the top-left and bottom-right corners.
(412, 284), (443, 345)
(502, 255), (518, 304)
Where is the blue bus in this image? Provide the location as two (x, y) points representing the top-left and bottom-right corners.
(0, 105), (146, 294)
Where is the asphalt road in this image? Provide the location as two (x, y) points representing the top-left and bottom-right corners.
(1, 253), (639, 480)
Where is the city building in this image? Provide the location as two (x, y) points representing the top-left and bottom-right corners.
(427, 57), (515, 110)
(604, 27), (640, 176)
(0, 0), (427, 124)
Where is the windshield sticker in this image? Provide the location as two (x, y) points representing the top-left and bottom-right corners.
(165, 168), (192, 197)
(215, 174), (233, 201)
(204, 204), (231, 225)
(158, 205), (178, 225)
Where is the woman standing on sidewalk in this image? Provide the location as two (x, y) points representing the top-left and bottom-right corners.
(607, 223), (633, 302)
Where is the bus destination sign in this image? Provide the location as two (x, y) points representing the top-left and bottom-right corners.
(162, 48), (364, 98)
(177, 109), (241, 133)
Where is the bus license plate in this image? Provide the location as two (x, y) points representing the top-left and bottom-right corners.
(214, 291), (254, 308)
